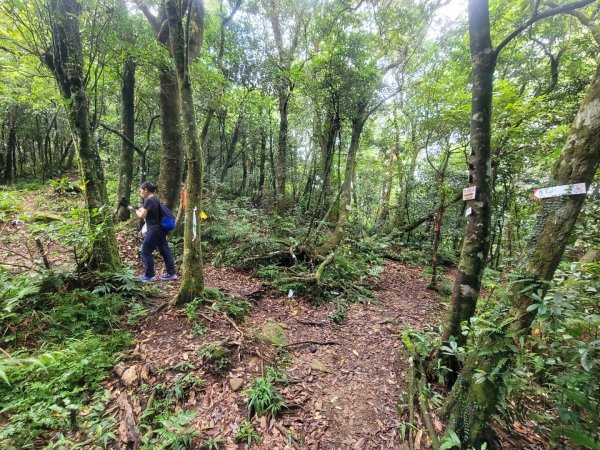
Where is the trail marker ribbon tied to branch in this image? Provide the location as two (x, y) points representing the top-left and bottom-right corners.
(532, 183), (587, 200)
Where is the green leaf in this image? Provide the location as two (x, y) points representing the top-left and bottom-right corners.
(553, 427), (600, 450)
(0, 367), (9, 385)
(580, 350), (594, 371)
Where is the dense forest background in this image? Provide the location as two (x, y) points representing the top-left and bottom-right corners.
(0, 0), (599, 448)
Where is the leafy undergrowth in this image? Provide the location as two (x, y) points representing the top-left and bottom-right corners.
(202, 197), (388, 323)
(0, 268), (151, 448)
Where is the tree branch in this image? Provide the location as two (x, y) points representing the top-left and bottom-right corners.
(98, 122), (143, 156)
(495, 0), (595, 55)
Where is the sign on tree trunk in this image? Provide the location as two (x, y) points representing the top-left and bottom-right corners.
(532, 183), (586, 200)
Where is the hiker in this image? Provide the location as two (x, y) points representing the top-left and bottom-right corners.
(128, 181), (178, 282)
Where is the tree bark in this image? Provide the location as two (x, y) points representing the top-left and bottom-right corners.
(165, 0), (205, 305)
(157, 65), (184, 210)
(116, 55), (136, 221)
(444, 58), (600, 450)
(45, 0), (120, 271)
(442, 0), (496, 352)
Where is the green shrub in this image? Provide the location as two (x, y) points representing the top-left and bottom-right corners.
(198, 343), (230, 373)
(211, 295), (251, 322)
(234, 420), (261, 447)
(246, 369), (286, 417)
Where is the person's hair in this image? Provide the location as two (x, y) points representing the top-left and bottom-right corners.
(140, 181), (158, 193)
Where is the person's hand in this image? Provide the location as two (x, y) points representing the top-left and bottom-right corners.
(127, 205), (133, 211)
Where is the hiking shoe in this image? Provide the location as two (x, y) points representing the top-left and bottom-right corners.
(159, 273), (178, 281)
(139, 275), (158, 282)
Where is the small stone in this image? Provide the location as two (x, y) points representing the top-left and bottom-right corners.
(257, 320), (289, 346)
(121, 365), (139, 386)
(229, 377), (244, 391)
(309, 359), (330, 373)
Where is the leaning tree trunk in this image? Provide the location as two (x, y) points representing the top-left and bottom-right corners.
(444, 60), (600, 448)
(116, 55), (136, 221)
(165, 0), (204, 305)
(46, 0), (120, 271)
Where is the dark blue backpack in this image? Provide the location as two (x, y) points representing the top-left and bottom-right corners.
(159, 203), (176, 232)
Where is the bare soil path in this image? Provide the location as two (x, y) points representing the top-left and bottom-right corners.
(112, 236), (444, 449)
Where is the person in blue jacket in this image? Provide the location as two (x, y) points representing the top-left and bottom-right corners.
(128, 181), (177, 282)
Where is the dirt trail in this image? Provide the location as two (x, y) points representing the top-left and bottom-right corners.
(115, 256), (443, 449)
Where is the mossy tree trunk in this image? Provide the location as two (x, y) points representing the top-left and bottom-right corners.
(441, 0), (594, 373)
(137, 2), (193, 211)
(165, 0), (205, 305)
(157, 65), (185, 211)
(444, 59), (600, 448)
(45, 0), (120, 271)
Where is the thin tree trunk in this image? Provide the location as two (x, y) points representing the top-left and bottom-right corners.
(276, 90), (290, 212)
(219, 113), (242, 182)
(377, 147), (396, 226)
(442, 0), (496, 354)
(256, 127), (267, 203)
(116, 55), (136, 221)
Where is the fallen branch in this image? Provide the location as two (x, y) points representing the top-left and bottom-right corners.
(274, 421), (302, 450)
(279, 252), (335, 284)
(283, 340), (339, 348)
(116, 392), (140, 450)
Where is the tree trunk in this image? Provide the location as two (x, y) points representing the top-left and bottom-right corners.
(5, 123), (16, 184)
(392, 130), (418, 230)
(165, 0), (205, 305)
(377, 147), (396, 226)
(276, 90), (290, 212)
(256, 127), (267, 203)
(442, 0), (496, 355)
(318, 107), (366, 254)
(445, 59), (600, 449)
(116, 55), (136, 221)
(316, 103), (340, 216)
(157, 65), (185, 210)
(46, 0), (120, 271)
(219, 113), (242, 182)
(430, 147), (452, 289)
